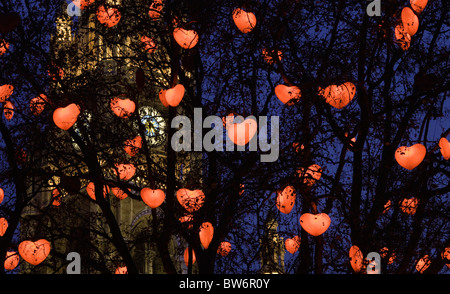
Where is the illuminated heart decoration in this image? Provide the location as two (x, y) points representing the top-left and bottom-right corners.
(53, 103), (80, 130)
(299, 213), (331, 236)
(401, 7), (419, 36)
(165, 84), (185, 107)
(199, 222), (214, 249)
(141, 188), (165, 208)
(3, 100), (14, 120)
(124, 136), (142, 157)
(176, 188), (205, 213)
(226, 117), (257, 146)
(394, 143), (426, 170)
(0, 84), (14, 103)
(18, 239), (51, 266)
(30, 94), (47, 115)
(296, 164), (322, 186)
(148, 0), (163, 19)
(141, 35), (157, 53)
(275, 84), (301, 105)
(0, 187), (4, 204)
(86, 182), (110, 201)
(4, 251), (19, 271)
(114, 163), (136, 181)
(111, 187), (128, 200)
(173, 28), (198, 49)
(285, 236), (300, 254)
(217, 241), (232, 257)
(410, 0), (428, 14)
(110, 97), (135, 118)
(276, 185), (296, 214)
(438, 137), (450, 160)
(349, 245), (364, 273)
(0, 217), (7, 236)
(399, 197), (419, 215)
(320, 82), (356, 109)
(184, 248), (196, 266)
(115, 266), (128, 274)
(232, 8), (256, 33)
(97, 5), (121, 28)
(0, 39), (9, 56)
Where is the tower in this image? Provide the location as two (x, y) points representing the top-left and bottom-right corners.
(259, 212), (285, 274)
(20, 0), (198, 274)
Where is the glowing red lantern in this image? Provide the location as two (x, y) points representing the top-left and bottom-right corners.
(184, 248), (196, 266)
(199, 222), (214, 249)
(319, 82), (356, 109)
(438, 137), (450, 160)
(0, 187), (4, 204)
(52, 103), (80, 130)
(52, 189), (62, 206)
(395, 23), (411, 51)
(176, 188), (205, 213)
(86, 182), (110, 201)
(18, 239), (51, 266)
(275, 84), (301, 105)
(149, 0), (163, 19)
(296, 164), (322, 186)
(217, 242), (232, 256)
(124, 136), (142, 157)
(160, 84), (185, 107)
(3, 100), (14, 120)
(173, 28), (199, 49)
(401, 7), (419, 36)
(299, 213), (331, 236)
(0, 217), (7, 236)
(30, 94), (47, 115)
(114, 163), (136, 181)
(0, 84), (13, 103)
(395, 143), (426, 170)
(4, 251), (19, 271)
(0, 39), (9, 56)
(349, 245), (364, 273)
(416, 255), (431, 273)
(141, 35), (157, 53)
(110, 97), (135, 118)
(141, 188), (165, 208)
(232, 8), (256, 33)
(97, 5), (121, 28)
(410, 0), (427, 14)
(115, 266), (128, 274)
(72, 0), (94, 10)
(226, 117), (258, 146)
(285, 236), (300, 254)
(399, 197), (419, 215)
(111, 187), (128, 200)
(276, 185), (296, 214)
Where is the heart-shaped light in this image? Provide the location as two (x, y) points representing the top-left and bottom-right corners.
(232, 8), (256, 33)
(410, 0), (428, 14)
(3, 100), (14, 120)
(296, 164), (322, 186)
(18, 239), (51, 266)
(199, 222), (214, 249)
(320, 82), (356, 109)
(395, 143), (426, 170)
(438, 137), (450, 160)
(115, 266), (128, 274)
(276, 185), (296, 214)
(141, 35), (157, 53)
(110, 97), (135, 118)
(349, 245), (364, 273)
(0, 217), (7, 236)
(184, 248), (196, 266)
(285, 236), (300, 254)
(114, 163), (136, 181)
(173, 28), (198, 49)
(141, 188), (165, 208)
(124, 136), (142, 157)
(176, 188), (205, 213)
(399, 197), (419, 215)
(226, 117), (257, 146)
(299, 213), (331, 236)
(217, 241), (232, 257)
(111, 187), (128, 200)
(53, 103), (80, 130)
(97, 5), (121, 28)
(148, 0), (163, 19)
(401, 7), (419, 36)
(0, 39), (9, 56)
(86, 182), (110, 201)
(165, 84), (185, 107)
(4, 251), (19, 271)
(275, 84), (301, 105)
(0, 84), (14, 103)
(30, 94), (47, 116)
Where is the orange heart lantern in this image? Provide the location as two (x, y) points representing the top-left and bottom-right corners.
(232, 8), (256, 33)
(141, 188), (165, 208)
(319, 82), (356, 109)
(0, 217), (7, 236)
(173, 28), (198, 49)
(0, 84), (13, 103)
(275, 84), (301, 105)
(438, 137), (450, 160)
(97, 5), (121, 28)
(18, 239), (51, 266)
(276, 185), (296, 214)
(401, 7), (419, 36)
(114, 163), (136, 181)
(86, 182), (110, 201)
(53, 103), (80, 130)
(199, 222), (214, 249)
(226, 117), (257, 146)
(299, 213), (331, 236)
(395, 143), (426, 170)
(110, 97), (135, 118)
(176, 188), (205, 213)
(217, 241), (232, 257)
(285, 236), (300, 254)
(4, 251), (19, 271)
(124, 136), (142, 157)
